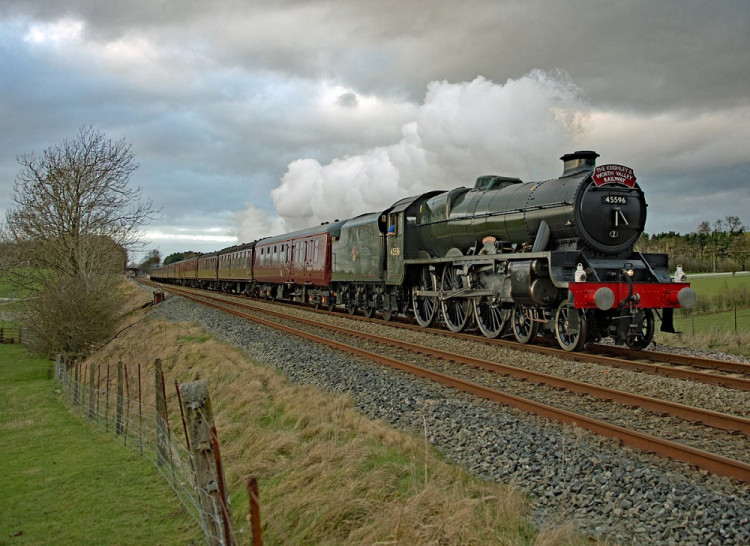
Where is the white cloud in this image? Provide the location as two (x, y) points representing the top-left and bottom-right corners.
(232, 204), (288, 242)
(24, 19), (84, 44)
(239, 70), (589, 233)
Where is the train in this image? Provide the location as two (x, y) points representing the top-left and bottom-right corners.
(150, 150), (696, 351)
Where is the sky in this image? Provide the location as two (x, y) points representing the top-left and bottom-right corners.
(1, 1), (748, 263)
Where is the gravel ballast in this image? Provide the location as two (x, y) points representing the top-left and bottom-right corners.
(149, 294), (750, 545)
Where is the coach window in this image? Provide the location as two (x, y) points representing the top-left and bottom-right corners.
(314, 239), (319, 263)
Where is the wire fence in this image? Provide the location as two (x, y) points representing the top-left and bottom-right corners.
(675, 306), (750, 335)
(55, 357), (241, 546)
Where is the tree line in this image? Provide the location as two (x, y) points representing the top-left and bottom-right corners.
(636, 216), (748, 273)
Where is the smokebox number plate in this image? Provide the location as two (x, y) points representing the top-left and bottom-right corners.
(602, 195), (627, 205)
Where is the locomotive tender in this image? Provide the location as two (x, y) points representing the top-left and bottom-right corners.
(150, 151), (695, 351)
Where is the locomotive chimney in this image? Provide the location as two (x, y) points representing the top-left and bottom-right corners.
(560, 150), (599, 177)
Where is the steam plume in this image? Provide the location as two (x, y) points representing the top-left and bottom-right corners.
(236, 69), (589, 239)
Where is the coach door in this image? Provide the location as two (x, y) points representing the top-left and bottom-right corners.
(386, 212), (405, 284)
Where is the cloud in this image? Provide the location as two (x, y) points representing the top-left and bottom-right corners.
(232, 71), (588, 235)
(233, 204), (288, 243)
(2, 2), (750, 258)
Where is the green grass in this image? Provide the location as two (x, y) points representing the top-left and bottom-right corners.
(673, 306), (750, 335)
(0, 344), (201, 545)
(686, 272), (750, 299)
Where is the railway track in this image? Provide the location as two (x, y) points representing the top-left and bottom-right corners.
(141, 280), (750, 482)
(141, 279), (750, 391)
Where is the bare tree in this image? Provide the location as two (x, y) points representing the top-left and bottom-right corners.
(1, 126), (159, 356)
(138, 248), (162, 274)
(3, 126), (157, 284)
(725, 215), (744, 235)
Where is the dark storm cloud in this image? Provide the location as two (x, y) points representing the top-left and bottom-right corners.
(3, 0), (748, 111)
(1, 1), (748, 258)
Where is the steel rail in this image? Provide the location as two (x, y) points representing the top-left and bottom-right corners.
(586, 343), (750, 375)
(185, 287), (750, 436)
(146, 281), (750, 434)
(155, 283), (750, 483)
(387, 320), (750, 391)
(142, 279), (750, 390)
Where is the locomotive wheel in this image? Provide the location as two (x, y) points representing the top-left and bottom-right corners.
(363, 305), (375, 318)
(626, 309), (655, 351)
(381, 309), (393, 321)
(473, 297), (510, 339)
(346, 300), (357, 315)
(511, 304), (539, 344)
(554, 301), (587, 352)
(441, 266), (471, 333)
(412, 267), (438, 328)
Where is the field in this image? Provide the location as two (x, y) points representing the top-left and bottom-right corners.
(0, 344), (201, 545)
(2, 283), (580, 545)
(654, 271), (750, 356)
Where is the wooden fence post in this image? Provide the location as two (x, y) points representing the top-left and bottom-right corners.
(154, 358), (171, 467)
(116, 361), (124, 435)
(181, 380), (235, 546)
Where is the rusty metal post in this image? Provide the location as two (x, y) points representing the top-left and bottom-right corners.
(73, 360), (79, 407)
(181, 380), (236, 546)
(115, 361), (124, 435)
(105, 363), (110, 432)
(96, 364), (101, 425)
(88, 363), (96, 419)
(138, 363), (143, 455)
(124, 363), (130, 445)
(211, 427), (233, 545)
(247, 476), (263, 546)
(175, 380), (191, 452)
(82, 364), (88, 410)
(154, 358), (170, 466)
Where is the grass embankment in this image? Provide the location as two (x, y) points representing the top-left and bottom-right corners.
(85, 284), (578, 545)
(0, 344), (201, 545)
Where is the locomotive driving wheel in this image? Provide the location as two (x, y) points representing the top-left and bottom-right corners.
(554, 301), (587, 352)
(473, 291), (510, 339)
(412, 266), (438, 328)
(440, 266), (471, 333)
(511, 304), (539, 344)
(626, 308), (655, 351)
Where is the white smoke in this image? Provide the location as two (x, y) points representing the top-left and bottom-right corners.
(231, 204), (288, 242)
(236, 69), (590, 238)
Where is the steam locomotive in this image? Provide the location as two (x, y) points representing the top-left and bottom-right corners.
(150, 150), (696, 351)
